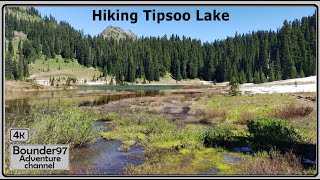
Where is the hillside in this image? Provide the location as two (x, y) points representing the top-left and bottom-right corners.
(4, 7), (317, 87)
(5, 7), (42, 22)
(28, 55), (104, 85)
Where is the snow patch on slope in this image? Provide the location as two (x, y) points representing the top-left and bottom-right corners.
(240, 76), (317, 94)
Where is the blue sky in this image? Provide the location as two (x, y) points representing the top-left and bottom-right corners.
(36, 6), (316, 42)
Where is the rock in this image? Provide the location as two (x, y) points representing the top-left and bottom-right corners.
(100, 26), (137, 40)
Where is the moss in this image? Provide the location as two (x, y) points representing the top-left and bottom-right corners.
(125, 147), (240, 175)
(118, 140), (136, 152)
(150, 140), (183, 149)
(185, 148), (237, 174)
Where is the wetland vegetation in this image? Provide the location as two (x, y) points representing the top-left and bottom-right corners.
(5, 85), (316, 175)
(4, 7), (317, 176)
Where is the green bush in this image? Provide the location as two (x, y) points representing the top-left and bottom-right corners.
(21, 103), (100, 148)
(203, 126), (234, 148)
(247, 118), (299, 150)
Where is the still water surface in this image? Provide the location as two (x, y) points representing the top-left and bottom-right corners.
(5, 85), (182, 174)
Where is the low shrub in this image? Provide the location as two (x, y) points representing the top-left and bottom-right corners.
(21, 103), (100, 148)
(199, 118), (212, 125)
(272, 105), (313, 119)
(236, 111), (256, 125)
(247, 118), (300, 150)
(181, 93), (203, 101)
(195, 108), (226, 120)
(242, 150), (305, 175)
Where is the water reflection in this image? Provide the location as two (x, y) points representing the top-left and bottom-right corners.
(5, 89), (165, 129)
(70, 140), (144, 174)
(4, 86), (179, 175)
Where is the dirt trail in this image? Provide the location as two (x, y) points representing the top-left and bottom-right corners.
(277, 93), (317, 113)
(287, 93), (316, 102)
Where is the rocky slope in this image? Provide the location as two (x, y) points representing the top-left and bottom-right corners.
(100, 25), (137, 40)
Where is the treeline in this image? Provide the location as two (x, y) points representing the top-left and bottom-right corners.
(5, 7), (316, 83)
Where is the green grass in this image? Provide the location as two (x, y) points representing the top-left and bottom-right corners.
(203, 94), (296, 121)
(148, 124), (205, 149)
(102, 112), (176, 145)
(29, 55), (103, 80)
(101, 112), (205, 150)
(291, 114), (317, 143)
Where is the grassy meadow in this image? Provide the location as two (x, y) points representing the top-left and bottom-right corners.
(29, 55), (103, 81)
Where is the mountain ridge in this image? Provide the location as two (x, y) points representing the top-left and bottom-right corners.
(100, 25), (137, 40)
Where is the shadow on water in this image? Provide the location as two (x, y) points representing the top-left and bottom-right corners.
(77, 85), (183, 91)
(78, 90), (164, 107)
(70, 121), (144, 175)
(296, 143), (317, 169)
(70, 140), (144, 175)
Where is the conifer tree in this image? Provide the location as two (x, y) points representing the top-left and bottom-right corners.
(269, 62), (275, 82)
(229, 76), (240, 96)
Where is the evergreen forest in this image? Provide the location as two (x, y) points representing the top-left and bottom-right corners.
(5, 7), (317, 84)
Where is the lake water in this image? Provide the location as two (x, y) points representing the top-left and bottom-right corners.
(4, 85), (182, 175)
(5, 85), (183, 127)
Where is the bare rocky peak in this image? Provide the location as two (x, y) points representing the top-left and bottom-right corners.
(100, 26), (137, 40)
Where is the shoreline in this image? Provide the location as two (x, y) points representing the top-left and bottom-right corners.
(5, 75), (316, 94)
(4, 80), (214, 92)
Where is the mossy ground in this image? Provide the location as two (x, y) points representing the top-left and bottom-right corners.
(124, 147), (241, 175)
(101, 112), (239, 175)
(100, 92), (316, 175)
